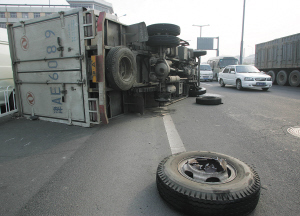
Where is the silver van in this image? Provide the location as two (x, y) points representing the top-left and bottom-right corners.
(199, 64), (213, 82)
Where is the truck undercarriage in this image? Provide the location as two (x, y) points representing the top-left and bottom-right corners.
(8, 8), (206, 127)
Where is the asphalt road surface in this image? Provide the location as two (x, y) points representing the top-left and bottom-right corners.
(1, 82), (299, 216)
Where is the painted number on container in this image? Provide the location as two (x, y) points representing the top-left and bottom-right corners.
(45, 30), (58, 69)
(49, 73), (63, 114)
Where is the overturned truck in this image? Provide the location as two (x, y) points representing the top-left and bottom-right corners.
(7, 8), (206, 127)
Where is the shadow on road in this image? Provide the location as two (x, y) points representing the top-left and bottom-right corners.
(0, 115), (98, 163)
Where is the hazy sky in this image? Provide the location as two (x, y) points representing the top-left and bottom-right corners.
(1, 0), (299, 62)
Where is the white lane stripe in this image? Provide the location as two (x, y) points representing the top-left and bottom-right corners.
(201, 83), (212, 86)
(163, 114), (186, 154)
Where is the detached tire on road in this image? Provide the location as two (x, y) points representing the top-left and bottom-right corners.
(106, 46), (137, 91)
(189, 87), (206, 97)
(157, 151), (261, 216)
(196, 96), (222, 105)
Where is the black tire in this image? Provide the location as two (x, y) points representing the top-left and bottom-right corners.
(146, 35), (180, 47)
(193, 50), (207, 58)
(236, 79), (243, 90)
(157, 151), (261, 216)
(196, 96), (222, 105)
(106, 46), (137, 91)
(267, 70), (276, 84)
(189, 87), (206, 97)
(288, 70), (300, 87)
(147, 23), (180, 36)
(276, 70), (288, 86)
(219, 78), (225, 87)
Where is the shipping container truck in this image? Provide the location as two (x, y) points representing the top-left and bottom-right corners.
(255, 33), (300, 87)
(7, 8), (206, 127)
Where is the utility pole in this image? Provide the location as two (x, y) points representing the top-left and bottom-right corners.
(240, 0), (246, 65)
(193, 24), (210, 86)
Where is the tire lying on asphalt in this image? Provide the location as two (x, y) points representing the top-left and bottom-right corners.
(156, 151), (261, 216)
(189, 87), (206, 97)
(196, 96), (222, 105)
(106, 46), (137, 91)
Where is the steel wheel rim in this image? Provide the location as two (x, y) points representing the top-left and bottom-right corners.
(178, 156), (237, 184)
(279, 74), (284, 82)
(291, 74), (297, 83)
(119, 57), (132, 81)
(237, 80), (241, 89)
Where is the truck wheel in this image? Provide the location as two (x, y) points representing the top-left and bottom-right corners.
(189, 87), (206, 97)
(147, 23), (180, 36)
(146, 35), (180, 47)
(196, 96), (222, 105)
(288, 70), (300, 87)
(106, 46), (137, 91)
(236, 79), (243, 90)
(267, 70), (276, 84)
(219, 78), (225, 87)
(157, 151), (261, 216)
(276, 70), (288, 86)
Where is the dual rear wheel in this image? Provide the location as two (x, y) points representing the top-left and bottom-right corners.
(146, 23), (181, 47)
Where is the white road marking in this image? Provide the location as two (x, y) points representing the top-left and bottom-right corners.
(163, 114), (186, 154)
(201, 83), (213, 86)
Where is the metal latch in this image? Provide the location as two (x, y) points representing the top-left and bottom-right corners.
(58, 11), (65, 28)
(61, 83), (67, 102)
(57, 37), (64, 57)
(20, 21), (26, 35)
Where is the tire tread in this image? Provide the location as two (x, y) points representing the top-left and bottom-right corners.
(156, 153), (261, 216)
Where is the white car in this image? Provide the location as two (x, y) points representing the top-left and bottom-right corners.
(218, 65), (272, 91)
(0, 28), (14, 108)
(199, 64), (213, 82)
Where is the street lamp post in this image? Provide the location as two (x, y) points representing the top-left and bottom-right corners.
(240, 0), (246, 65)
(192, 24), (210, 38)
(193, 24), (210, 86)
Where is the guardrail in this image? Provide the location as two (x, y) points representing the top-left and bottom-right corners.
(0, 87), (17, 117)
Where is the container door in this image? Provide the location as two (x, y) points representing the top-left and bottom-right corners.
(10, 9), (89, 124)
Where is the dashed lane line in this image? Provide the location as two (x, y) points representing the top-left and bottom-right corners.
(163, 113), (186, 154)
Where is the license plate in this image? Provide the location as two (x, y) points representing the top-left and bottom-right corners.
(256, 82), (266, 86)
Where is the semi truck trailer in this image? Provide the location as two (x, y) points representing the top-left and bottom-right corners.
(255, 33), (300, 87)
(7, 8), (206, 127)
